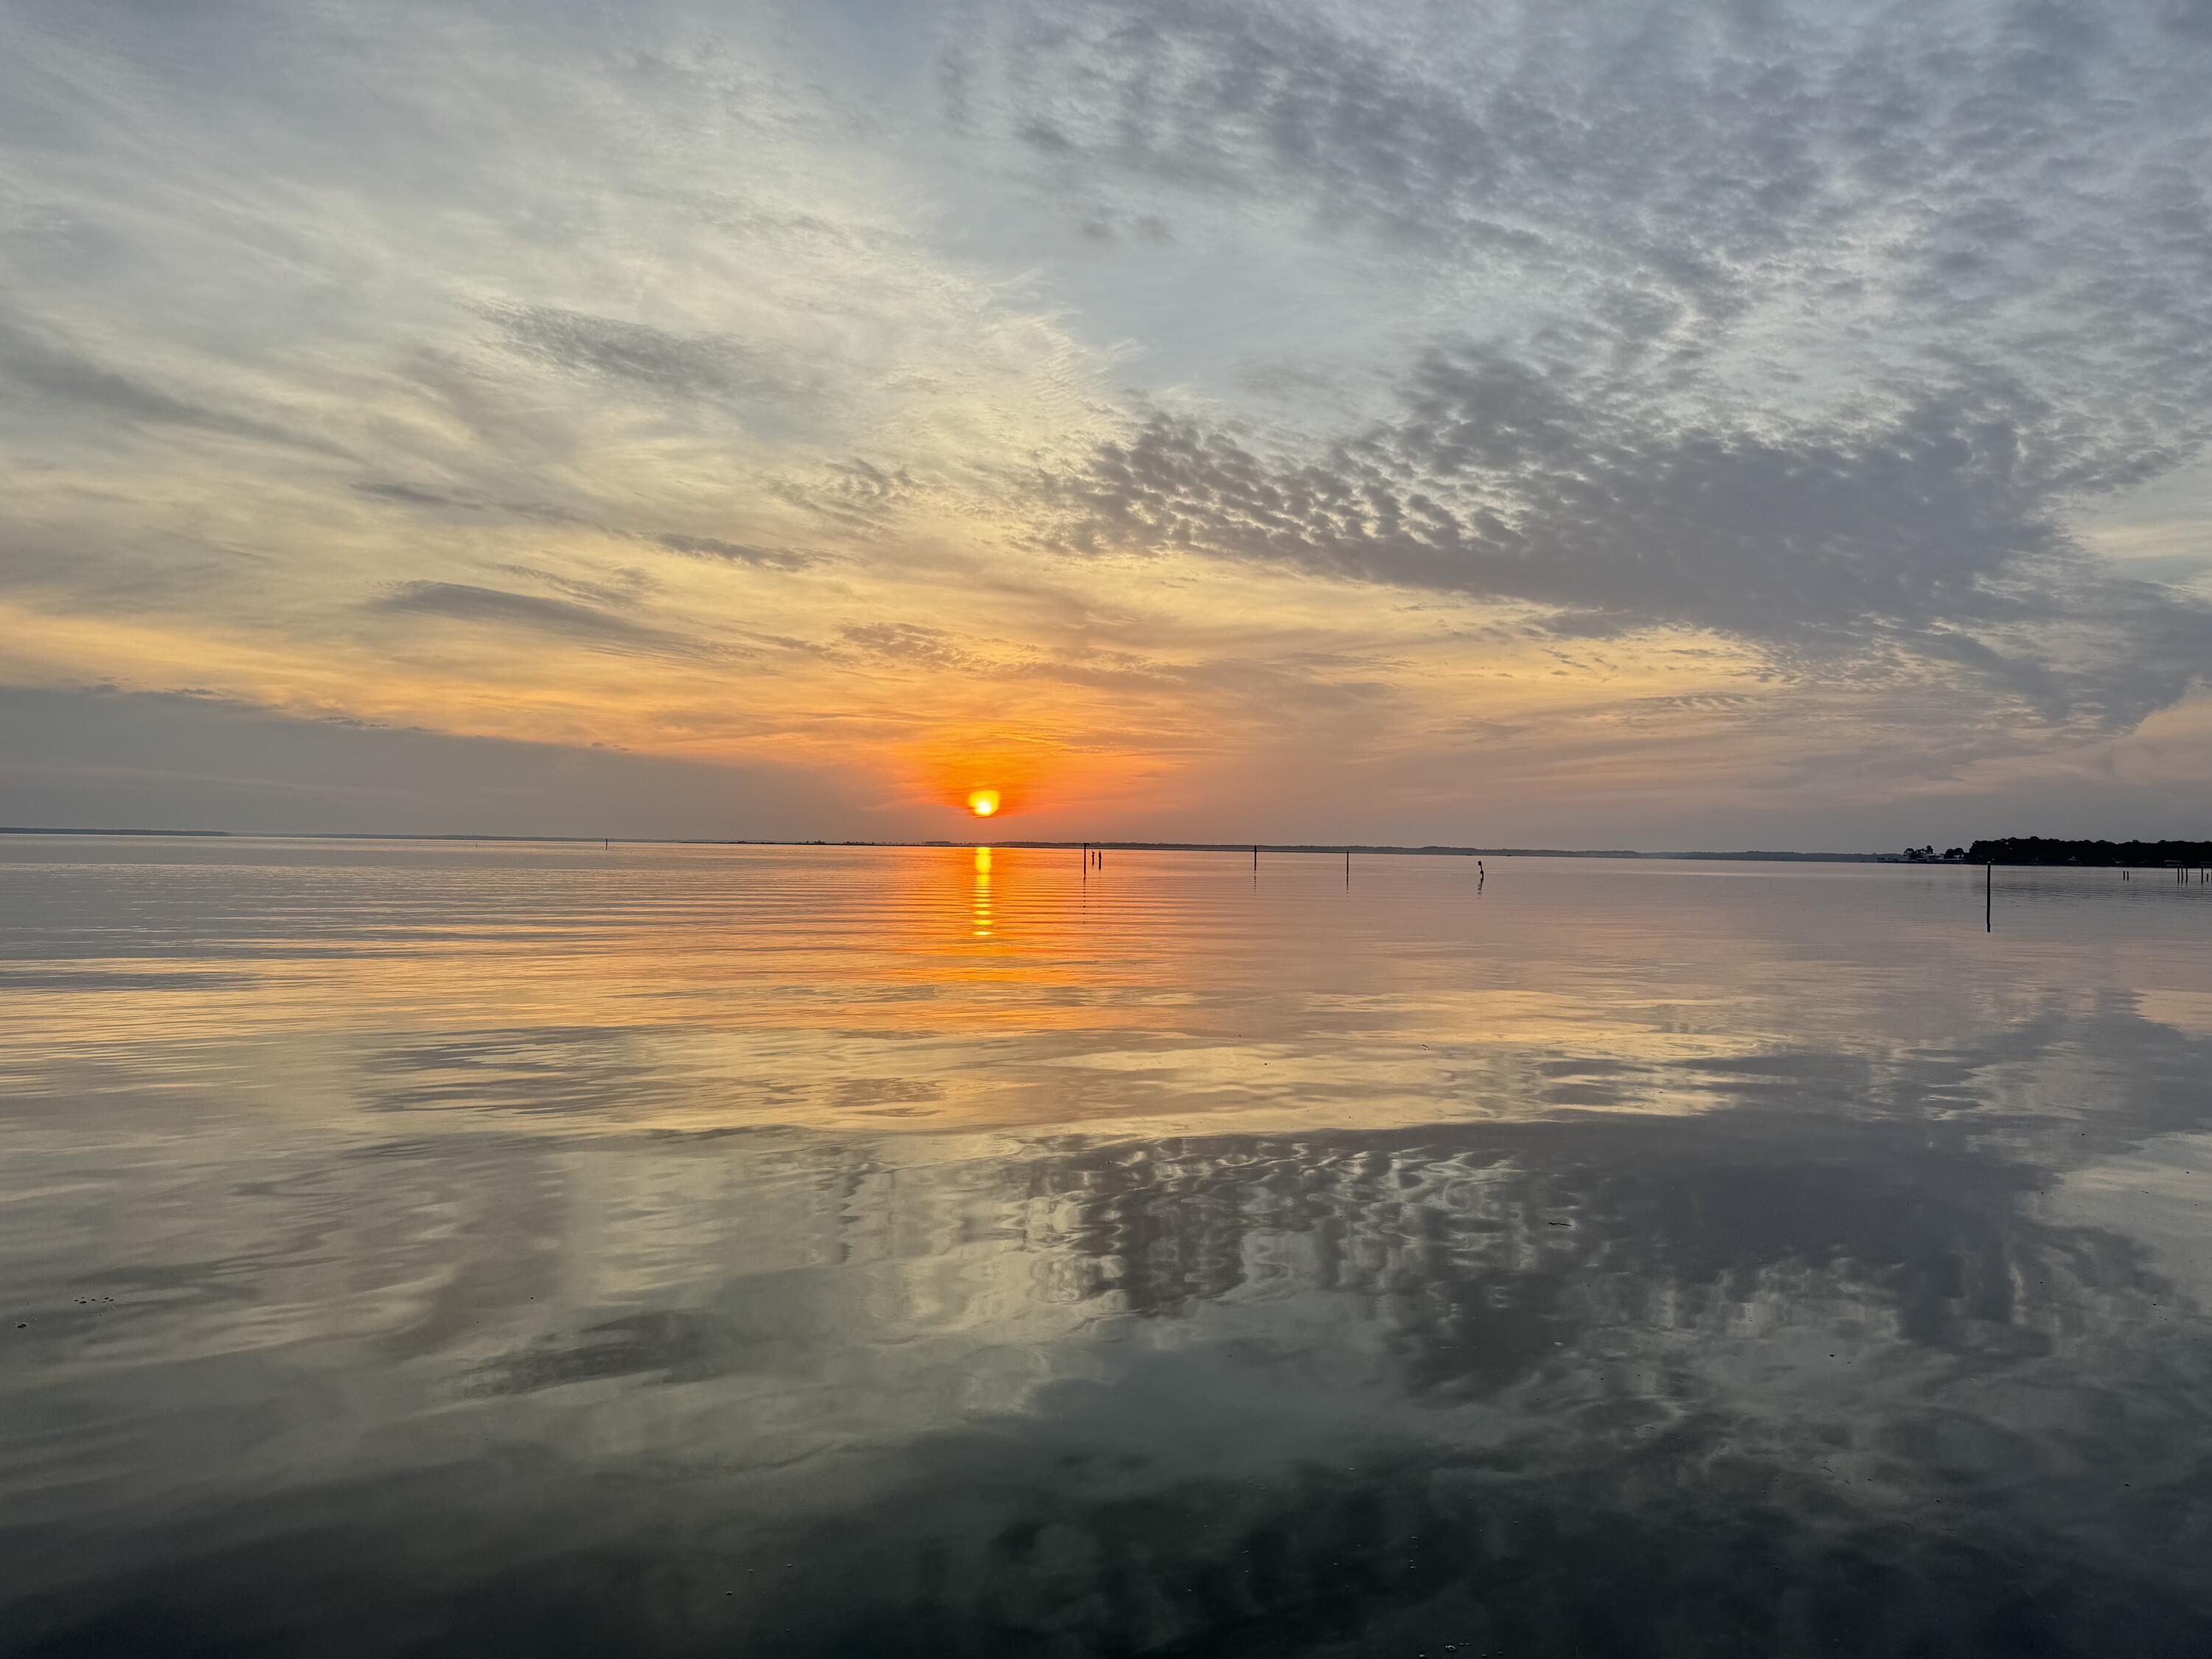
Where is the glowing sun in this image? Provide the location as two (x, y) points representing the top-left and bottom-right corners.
(967, 789), (1001, 818)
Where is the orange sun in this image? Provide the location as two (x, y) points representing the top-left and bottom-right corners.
(967, 789), (1001, 818)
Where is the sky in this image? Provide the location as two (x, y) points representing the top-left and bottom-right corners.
(3, 0), (2211, 849)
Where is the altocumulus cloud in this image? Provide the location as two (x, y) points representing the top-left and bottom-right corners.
(981, 0), (2212, 726)
(1043, 347), (2212, 729)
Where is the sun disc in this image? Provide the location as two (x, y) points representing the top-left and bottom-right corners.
(967, 790), (1000, 818)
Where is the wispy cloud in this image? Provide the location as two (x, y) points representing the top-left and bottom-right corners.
(369, 581), (734, 662)
(481, 302), (804, 406)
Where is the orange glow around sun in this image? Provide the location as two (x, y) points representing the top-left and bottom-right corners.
(967, 790), (1001, 818)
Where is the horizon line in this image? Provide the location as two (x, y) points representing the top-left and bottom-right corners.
(0, 825), (1900, 862)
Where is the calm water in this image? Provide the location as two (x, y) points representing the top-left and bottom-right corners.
(4, 839), (2211, 1657)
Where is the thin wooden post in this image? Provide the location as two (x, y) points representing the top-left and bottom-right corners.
(1986, 862), (1992, 932)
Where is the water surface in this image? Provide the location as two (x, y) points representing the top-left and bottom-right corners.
(4, 839), (2211, 1656)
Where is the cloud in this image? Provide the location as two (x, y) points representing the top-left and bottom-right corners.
(771, 459), (915, 532)
(481, 302), (799, 404)
(488, 563), (656, 610)
(970, 1), (2212, 378)
(368, 581), (731, 662)
(977, 0), (2212, 729)
(353, 481), (468, 509)
(1042, 347), (2212, 728)
(0, 683), (880, 837)
(645, 533), (818, 571)
(0, 316), (339, 455)
(352, 484), (821, 570)
(842, 622), (973, 667)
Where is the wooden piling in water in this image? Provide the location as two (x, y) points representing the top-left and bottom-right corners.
(1986, 862), (1992, 932)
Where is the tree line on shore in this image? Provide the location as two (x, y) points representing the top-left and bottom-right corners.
(1954, 837), (2212, 866)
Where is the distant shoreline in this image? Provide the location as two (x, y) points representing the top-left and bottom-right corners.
(10, 826), (2201, 866)
(0, 826), (1883, 862)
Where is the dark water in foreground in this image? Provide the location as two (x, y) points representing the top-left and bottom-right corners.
(4, 839), (2211, 1657)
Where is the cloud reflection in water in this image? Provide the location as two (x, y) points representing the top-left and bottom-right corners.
(1, 842), (2211, 1655)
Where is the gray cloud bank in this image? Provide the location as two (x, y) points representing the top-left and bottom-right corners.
(1048, 349), (2211, 728)
(0, 686), (877, 839)
(983, 0), (2212, 723)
